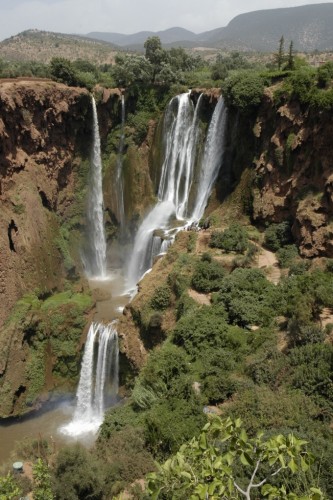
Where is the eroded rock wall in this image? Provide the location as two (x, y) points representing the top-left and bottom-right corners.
(223, 90), (333, 257)
(0, 80), (93, 328)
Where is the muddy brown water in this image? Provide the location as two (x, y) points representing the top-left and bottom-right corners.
(0, 269), (132, 466)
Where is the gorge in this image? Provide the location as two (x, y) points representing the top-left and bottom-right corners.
(0, 65), (333, 497)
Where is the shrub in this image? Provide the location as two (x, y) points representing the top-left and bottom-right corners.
(144, 397), (206, 459)
(213, 268), (277, 327)
(286, 67), (317, 104)
(98, 403), (144, 441)
(172, 305), (239, 356)
(222, 70), (265, 111)
(176, 292), (197, 320)
(139, 343), (190, 393)
(53, 444), (104, 500)
(287, 320), (325, 347)
(264, 221), (292, 251)
(209, 224), (248, 253)
(317, 61), (333, 89)
(191, 257), (226, 293)
(95, 426), (156, 496)
(150, 284), (172, 310)
(289, 343), (333, 410)
(276, 244), (299, 267)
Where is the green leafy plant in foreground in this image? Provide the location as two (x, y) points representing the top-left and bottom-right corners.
(0, 473), (22, 500)
(147, 417), (324, 499)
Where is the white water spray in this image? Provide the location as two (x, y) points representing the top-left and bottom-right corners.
(85, 96), (107, 279)
(60, 322), (119, 436)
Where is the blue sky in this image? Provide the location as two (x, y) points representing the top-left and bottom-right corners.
(0, 0), (332, 41)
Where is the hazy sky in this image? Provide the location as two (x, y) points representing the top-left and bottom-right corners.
(0, 0), (332, 41)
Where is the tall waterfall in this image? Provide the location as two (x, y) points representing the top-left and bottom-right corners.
(192, 98), (227, 220)
(60, 322), (119, 436)
(127, 93), (227, 290)
(115, 94), (126, 232)
(127, 92), (202, 288)
(85, 96), (107, 279)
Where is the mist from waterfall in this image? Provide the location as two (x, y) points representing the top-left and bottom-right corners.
(60, 322), (119, 437)
(115, 94), (126, 233)
(85, 96), (107, 279)
(127, 93), (227, 290)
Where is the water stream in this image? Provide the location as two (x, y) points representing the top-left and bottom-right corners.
(115, 94), (126, 233)
(84, 96), (107, 279)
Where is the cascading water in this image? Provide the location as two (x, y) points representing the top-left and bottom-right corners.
(192, 97), (227, 220)
(115, 94), (126, 233)
(60, 322), (119, 436)
(85, 96), (107, 279)
(127, 93), (227, 290)
(127, 92), (204, 289)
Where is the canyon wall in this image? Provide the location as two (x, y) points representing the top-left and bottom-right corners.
(221, 88), (333, 257)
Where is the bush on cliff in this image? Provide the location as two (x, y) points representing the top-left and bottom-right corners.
(222, 70), (265, 111)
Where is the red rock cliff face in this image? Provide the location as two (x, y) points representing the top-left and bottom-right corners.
(0, 80), (91, 328)
(224, 89), (333, 257)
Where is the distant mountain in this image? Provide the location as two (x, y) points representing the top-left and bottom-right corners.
(0, 29), (118, 64)
(86, 27), (198, 47)
(202, 3), (333, 51)
(86, 3), (333, 52)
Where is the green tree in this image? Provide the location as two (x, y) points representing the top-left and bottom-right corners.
(49, 57), (80, 87)
(147, 417), (324, 499)
(112, 54), (152, 87)
(144, 36), (167, 83)
(33, 458), (54, 500)
(275, 35), (285, 70)
(286, 41), (295, 70)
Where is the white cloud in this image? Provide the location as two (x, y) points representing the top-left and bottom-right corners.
(0, 0), (332, 41)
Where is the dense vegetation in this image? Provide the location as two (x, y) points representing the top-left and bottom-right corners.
(3, 222), (332, 498)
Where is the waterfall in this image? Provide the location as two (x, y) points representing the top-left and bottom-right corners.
(126, 92), (203, 289)
(85, 96), (107, 279)
(192, 97), (227, 221)
(115, 94), (126, 232)
(126, 93), (227, 291)
(60, 322), (119, 436)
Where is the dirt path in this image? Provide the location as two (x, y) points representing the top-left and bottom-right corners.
(257, 247), (281, 285)
(195, 230), (210, 254)
(188, 288), (211, 305)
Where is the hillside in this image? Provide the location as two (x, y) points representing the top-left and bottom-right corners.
(0, 29), (118, 64)
(206, 3), (333, 51)
(86, 3), (333, 52)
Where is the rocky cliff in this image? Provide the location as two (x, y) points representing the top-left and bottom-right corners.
(222, 88), (333, 257)
(0, 80), (93, 327)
